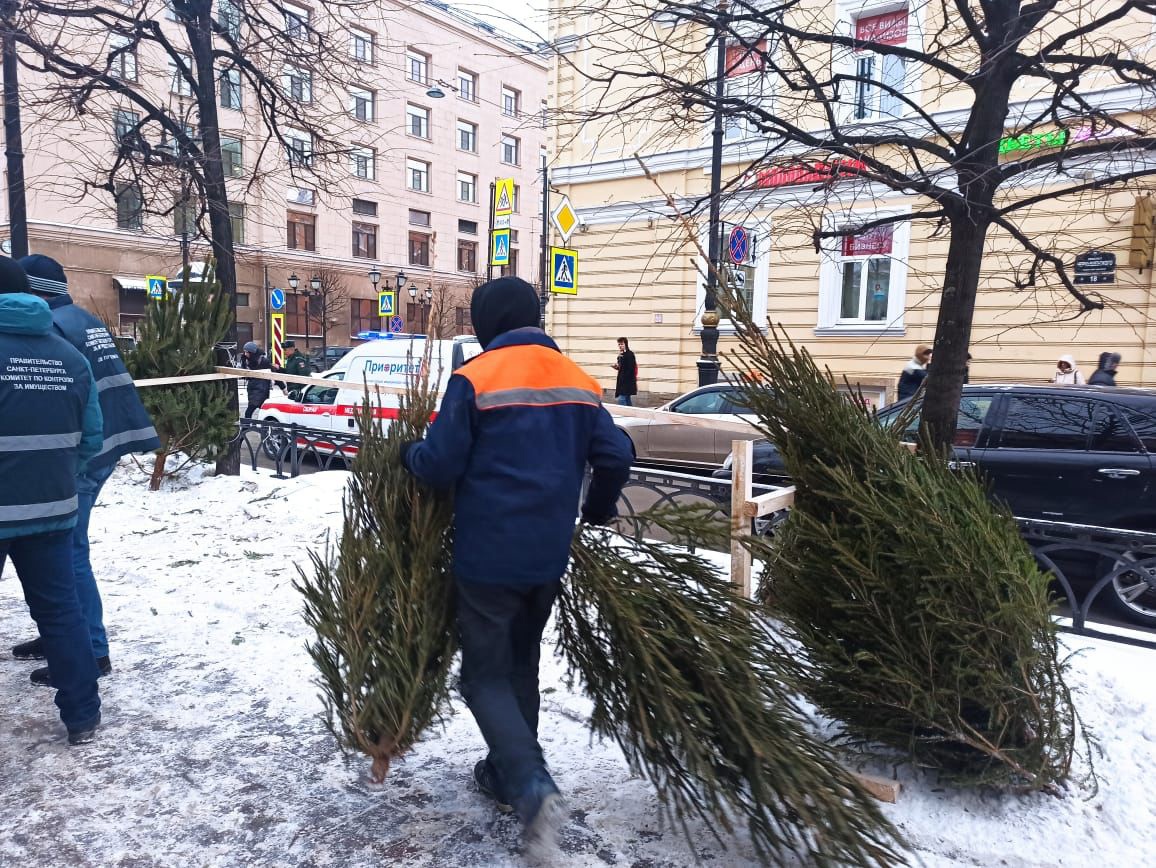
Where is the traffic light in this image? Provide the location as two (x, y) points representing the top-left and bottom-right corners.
(1129, 196), (1155, 269)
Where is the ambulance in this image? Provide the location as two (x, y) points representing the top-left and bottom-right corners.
(254, 334), (482, 456)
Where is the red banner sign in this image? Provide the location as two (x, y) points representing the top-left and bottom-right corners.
(754, 158), (868, 189)
(856, 10), (909, 46)
(842, 225), (894, 258)
(725, 39), (767, 77)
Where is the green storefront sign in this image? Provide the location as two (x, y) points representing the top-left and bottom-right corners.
(998, 128), (1070, 155)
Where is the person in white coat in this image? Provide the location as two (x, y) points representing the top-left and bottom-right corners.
(1053, 355), (1085, 385)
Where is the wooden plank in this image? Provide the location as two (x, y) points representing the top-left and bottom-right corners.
(849, 771), (901, 803)
(742, 486), (796, 518)
(608, 403), (765, 436)
(134, 373), (232, 387)
(730, 439), (754, 598)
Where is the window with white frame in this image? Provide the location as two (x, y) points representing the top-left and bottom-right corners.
(850, 7), (911, 121)
(218, 0), (242, 39)
(169, 54), (193, 96)
(501, 85), (520, 117)
(501, 134), (520, 166)
(817, 211), (911, 331)
(407, 157), (430, 192)
(407, 103), (430, 139)
(283, 2), (309, 39)
(695, 219), (771, 330)
(351, 87), (374, 122)
(350, 146), (375, 180)
(407, 49), (429, 84)
(457, 171), (477, 203)
(457, 69), (477, 101)
(219, 66), (242, 110)
(285, 66), (312, 103)
(109, 35), (137, 82)
(285, 129), (312, 167)
(351, 28), (374, 64)
(221, 136), (243, 177)
(457, 120), (477, 152)
(722, 38), (773, 142)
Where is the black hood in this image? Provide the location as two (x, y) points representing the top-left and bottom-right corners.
(1097, 351), (1122, 371)
(470, 277), (541, 349)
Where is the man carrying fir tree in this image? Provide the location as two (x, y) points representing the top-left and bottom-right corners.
(402, 277), (632, 855)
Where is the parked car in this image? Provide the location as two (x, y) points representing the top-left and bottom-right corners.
(715, 383), (1156, 626)
(612, 382), (763, 465)
(309, 345), (353, 372)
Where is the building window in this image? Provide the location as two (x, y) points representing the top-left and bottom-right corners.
(540, 147), (548, 170)
(458, 218), (477, 234)
(114, 109), (139, 143)
(407, 49), (429, 84)
(229, 202), (245, 244)
(501, 134), (520, 166)
(218, 0), (242, 39)
(287, 211), (316, 251)
(458, 171), (477, 203)
(115, 183), (143, 230)
(287, 186), (315, 206)
(501, 85), (521, 117)
(352, 222), (377, 259)
(284, 2), (309, 39)
(353, 198), (378, 217)
(350, 87), (374, 122)
(409, 231), (430, 266)
(455, 306), (473, 335)
(236, 292), (250, 307)
(457, 68), (477, 102)
(221, 136), (243, 177)
(169, 54), (193, 96)
(409, 208), (430, 226)
(851, 9), (910, 121)
(406, 302), (431, 334)
(512, 185), (521, 213)
(722, 39), (771, 142)
(286, 130), (312, 167)
(457, 239), (477, 273)
(351, 29), (374, 64)
(351, 298), (377, 336)
(285, 66), (313, 103)
(457, 119), (477, 152)
(173, 199), (198, 238)
(219, 66), (242, 110)
(510, 229), (519, 244)
(350, 146), (376, 180)
(110, 35), (137, 82)
(818, 212), (911, 332)
(285, 293), (307, 335)
(407, 104), (430, 139)
(407, 158), (430, 193)
(499, 248), (519, 278)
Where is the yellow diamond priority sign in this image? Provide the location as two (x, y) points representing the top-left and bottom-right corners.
(551, 196), (578, 244)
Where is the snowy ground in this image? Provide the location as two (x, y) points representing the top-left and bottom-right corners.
(1, 464), (1154, 867)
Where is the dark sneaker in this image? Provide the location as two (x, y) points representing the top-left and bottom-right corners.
(474, 759), (514, 813)
(30, 656), (112, 688)
(67, 713), (101, 746)
(11, 638), (44, 660)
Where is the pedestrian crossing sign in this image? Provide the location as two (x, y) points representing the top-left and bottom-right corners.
(494, 178), (515, 217)
(549, 247), (578, 295)
(377, 291), (395, 317)
(491, 229), (511, 266)
(146, 275), (167, 299)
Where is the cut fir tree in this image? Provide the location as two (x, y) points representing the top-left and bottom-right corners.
(295, 366), (456, 782)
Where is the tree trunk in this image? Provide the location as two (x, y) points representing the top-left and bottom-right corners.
(184, 2), (241, 475)
(922, 214), (990, 450)
(150, 450), (167, 491)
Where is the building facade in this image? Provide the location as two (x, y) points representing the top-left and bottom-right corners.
(547, 1), (1156, 404)
(2, 0), (547, 351)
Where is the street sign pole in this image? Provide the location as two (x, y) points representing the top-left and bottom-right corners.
(487, 181), (496, 281)
(539, 165), (549, 329)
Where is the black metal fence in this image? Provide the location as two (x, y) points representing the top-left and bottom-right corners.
(238, 418), (1156, 648)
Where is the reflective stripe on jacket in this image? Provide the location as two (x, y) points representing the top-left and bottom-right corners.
(404, 328), (633, 585)
(49, 295), (159, 468)
(0, 294), (104, 540)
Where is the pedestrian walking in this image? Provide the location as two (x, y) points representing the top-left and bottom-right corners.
(613, 337), (638, 406)
(0, 256), (104, 744)
(1088, 352), (1122, 386)
(402, 277), (632, 857)
(241, 341), (272, 418)
(1053, 354), (1086, 385)
(897, 345), (932, 401)
(10, 255), (160, 687)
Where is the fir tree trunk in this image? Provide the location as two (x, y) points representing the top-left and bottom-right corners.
(149, 449), (167, 492)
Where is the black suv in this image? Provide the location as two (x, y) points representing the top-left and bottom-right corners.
(716, 384), (1156, 625)
(309, 346), (353, 372)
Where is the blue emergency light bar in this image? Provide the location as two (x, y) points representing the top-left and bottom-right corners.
(354, 331), (427, 341)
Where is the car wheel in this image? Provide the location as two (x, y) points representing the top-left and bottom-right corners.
(1096, 550), (1156, 628)
(261, 420), (290, 461)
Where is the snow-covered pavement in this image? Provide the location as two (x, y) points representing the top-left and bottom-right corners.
(1, 464), (1154, 867)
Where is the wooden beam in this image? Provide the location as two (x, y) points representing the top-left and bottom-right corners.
(730, 439), (754, 598)
(742, 486), (796, 519)
(608, 404), (765, 436)
(135, 373), (232, 387)
(849, 771), (901, 803)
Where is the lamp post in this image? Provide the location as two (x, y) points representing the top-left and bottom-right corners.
(699, 0), (730, 387)
(309, 274), (324, 360)
(1, 0), (27, 259)
(407, 282), (434, 333)
(288, 272), (307, 351)
(368, 267), (381, 333)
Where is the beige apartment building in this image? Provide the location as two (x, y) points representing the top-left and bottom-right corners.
(547, 2), (1156, 405)
(2, 1), (547, 350)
